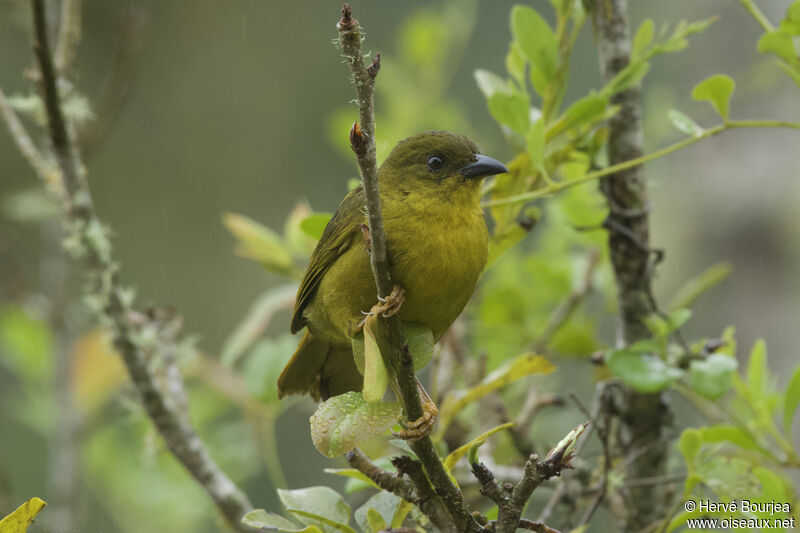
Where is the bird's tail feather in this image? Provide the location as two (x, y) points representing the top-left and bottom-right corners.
(278, 332), (362, 401)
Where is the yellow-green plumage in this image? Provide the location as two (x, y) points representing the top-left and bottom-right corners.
(278, 131), (506, 400)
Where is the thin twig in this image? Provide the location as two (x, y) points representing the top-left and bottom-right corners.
(336, 5), (478, 532)
(28, 1), (254, 529)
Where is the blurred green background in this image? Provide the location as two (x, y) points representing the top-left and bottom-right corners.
(1, 0), (798, 531)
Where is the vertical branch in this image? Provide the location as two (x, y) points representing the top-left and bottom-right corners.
(27, 0), (255, 529)
(592, 0), (671, 530)
(335, 5), (478, 533)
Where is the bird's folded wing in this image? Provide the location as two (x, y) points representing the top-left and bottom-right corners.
(290, 185), (366, 333)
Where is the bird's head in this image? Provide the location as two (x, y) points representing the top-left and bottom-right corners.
(378, 131), (508, 202)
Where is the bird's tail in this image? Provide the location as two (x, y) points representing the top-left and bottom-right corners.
(278, 331), (362, 401)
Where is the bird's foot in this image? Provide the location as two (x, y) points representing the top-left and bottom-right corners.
(352, 285), (406, 334)
(393, 380), (438, 442)
(375, 285), (405, 318)
(393, 398), (438, 442)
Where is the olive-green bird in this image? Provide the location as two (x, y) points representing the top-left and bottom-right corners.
(278, 131), (507, 405)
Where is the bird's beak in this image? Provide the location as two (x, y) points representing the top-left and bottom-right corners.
(460, 154), (508, 180)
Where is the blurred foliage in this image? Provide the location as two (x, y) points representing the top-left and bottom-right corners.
(2, 0), (800, 532)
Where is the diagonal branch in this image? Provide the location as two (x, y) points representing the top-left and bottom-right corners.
(336, 5), (479, 533)
(26, 0), (254, 529)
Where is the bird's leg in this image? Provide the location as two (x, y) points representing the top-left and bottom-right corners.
(393, 378), (438, 441)
(352, 285), (406, 333)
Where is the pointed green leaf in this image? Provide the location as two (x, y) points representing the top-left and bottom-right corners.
(505, 41), (526, 85)
(437, 354), (555, 434)
(691, 74), (735, 119)
(783, 365), (800, 437)
(487, 91), (530, 135)
(278, 487), (352, 533)
(511, 5), (558, 96)
(689, 353), (738, 399)
(607, 351), (682, 392)
(633, 19), (655, 57)
(362, 315), (389, 402)
(474, 69), (511, 99)
(223, 213), (298, 276)
(444, 422), (514, 470)
(562, 95), (609, 130)
(309, 392), (401, 457)
(299, 213), (332, 241)
(678, 429), (701, 466)
(668, 110), (704, 137)
(322, 469), (380, 491)
(747, 339), (768, 399)
(668, 263), (731, 310)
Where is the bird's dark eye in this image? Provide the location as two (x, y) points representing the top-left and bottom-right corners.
(427, 155), (444, 172)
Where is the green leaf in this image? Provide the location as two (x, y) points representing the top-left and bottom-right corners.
(511, 5), (558, 96)
(689, 353), (738, 399)
(667, 109), (704, 137)
(668, 262), (731, 310)
(223, 213), (298, 276)
(487, 224), (528, 268)
(285, 510), (356, 533)
(505, 41), (526, 86)
(0, 497), (47, 533)
(758, 30), (798, 64)
(604, 61), (650, 95)
(487, 91), (530, 135)
(746, 339), (768, 399)
(404, 322), (435, 370)
(474, 69), (511, 98)
(698, 424), (765, 454)
(299, 213), (332, 241)
(221, 285), (298, 367)
(606, 350), (682, 393)
(526, 118), (546, 171)
(678, 428), (701, 466)
(362, 315), (389, 403)
(780, 1), (800, 35)
(278, 487), (352, 533)
(309, 392), (402, 458)
(668, 308), (692, 331)
(562, 94), (609, 130)
(354, 493), (402, 533)
(691, 74), (735, 120)
(783, 365), (800, 437)
(443, 422), (514, 470)
(437, 354), (555, 434)
(632, 18), (655, 57)
(242, 510), (319, 532)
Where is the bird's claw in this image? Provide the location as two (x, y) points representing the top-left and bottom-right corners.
(393, 398), (438, 442)
(375, 285), (405, 318)
(352, 285), (405, 334)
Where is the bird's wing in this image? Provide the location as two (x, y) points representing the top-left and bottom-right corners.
(291, 185), (366, 333)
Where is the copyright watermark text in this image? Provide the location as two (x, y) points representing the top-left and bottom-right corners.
(683, 500), (795, 529)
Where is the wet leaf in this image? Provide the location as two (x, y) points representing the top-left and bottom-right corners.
(309, 392), (402, 457)
(242, 510), (320, 532)
(278, 487), (352, 533)
(668, 109), (704, 137)
(606, 350), (682, 392)
(689, 353), (737, 399)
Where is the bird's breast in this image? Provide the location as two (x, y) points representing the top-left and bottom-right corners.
(385, 203), (488, 339)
